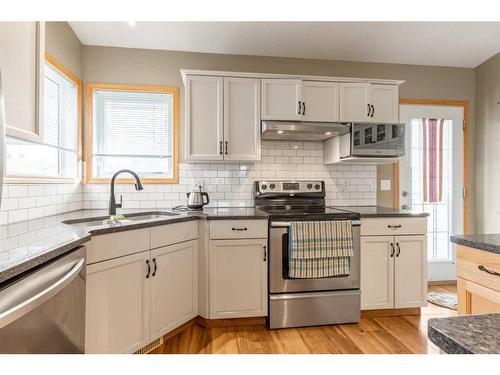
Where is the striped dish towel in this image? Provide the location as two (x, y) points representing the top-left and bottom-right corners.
(288, 220), (354, 278)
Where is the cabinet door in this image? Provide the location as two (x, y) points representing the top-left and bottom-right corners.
(370, 84), (399, 123)
(150, 240), (198, 340)
(86, 251), (150, 354)
(0, 22), (44, 142)
(223, 77), (261, 161)
(185, 75), (224, 160)
(301, 81), (339, 122)
(209, 239), (267, 318)
(339, 82), (370, 122)
(457, 278), (500, 315)
(360, 236), (394, 309)
(394, 235), (427, 308)
(261, 79), (301, 121)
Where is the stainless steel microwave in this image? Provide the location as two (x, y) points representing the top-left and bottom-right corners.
(350, 123), (405, 157)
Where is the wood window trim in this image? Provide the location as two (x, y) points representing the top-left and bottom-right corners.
(397, 98), (470, 234)
(3, 53), (83, 185)
(84, 83), (179, 184)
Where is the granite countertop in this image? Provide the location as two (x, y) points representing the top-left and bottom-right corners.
(450, 234), (500, 255)
(0, 207), (268, 285)
(337, 206), (430, 218)
(428, 314), (500, 354)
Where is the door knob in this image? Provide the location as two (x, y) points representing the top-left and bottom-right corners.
(402, 204), (410, 210)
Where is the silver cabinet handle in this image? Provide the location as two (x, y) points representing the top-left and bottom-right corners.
(232, 227), (247, 231)
(224, 141), (228, 155)
(298, 101), (302, 115)
(152, 258), (157, 277)
(371, 104), (375, 117)
(367, 103), (370, 116)
(219, 141), (223, 155)
(396, 243), (401, 257)
(478, 265), (500, 277)
(388, 225), (402, 229)
(390, 243), (395, 257)
(263, 245), (267, 262)
(0, 258), (84, 330)
(146, 259), (151, 279)
(302, 102), (306, 115)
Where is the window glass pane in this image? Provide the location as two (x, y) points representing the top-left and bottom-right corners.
(92, 89), (173, 178)
(6, 137), (59, 177)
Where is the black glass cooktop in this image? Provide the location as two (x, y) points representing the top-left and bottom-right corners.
(256, 206), (360, 221)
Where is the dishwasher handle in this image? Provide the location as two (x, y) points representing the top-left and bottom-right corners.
(0, 257), (85, 330)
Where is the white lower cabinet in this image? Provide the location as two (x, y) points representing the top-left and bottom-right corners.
(360, 218), (427, 311)
(150, 240), (198, 340)
(86, 251), (151, 354)
(209, 239), (268, 318)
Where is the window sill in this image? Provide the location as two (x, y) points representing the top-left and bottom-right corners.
(85, 177), (179, 184)
(4, 176), (82, 185)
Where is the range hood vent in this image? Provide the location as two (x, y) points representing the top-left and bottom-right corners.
(261, 121), (350, 141)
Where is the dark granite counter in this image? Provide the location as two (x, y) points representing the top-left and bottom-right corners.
(0, 208), (268, 285)
(450, 234), (500, 255)
(336, 206), (429, 218)
(428, 314), (500, 354)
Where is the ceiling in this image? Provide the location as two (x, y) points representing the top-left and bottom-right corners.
(69, 22), (500, 68)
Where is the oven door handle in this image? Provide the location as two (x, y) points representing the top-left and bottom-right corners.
(271, 220), (361, 228)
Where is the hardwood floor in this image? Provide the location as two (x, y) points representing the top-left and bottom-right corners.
(152, 285), (457, 354)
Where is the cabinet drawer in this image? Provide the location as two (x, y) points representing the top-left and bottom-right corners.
(361, 217), (427, 236)
(209, 220), (268, 239)
(150, 221), (198, 249)
(86, 228), (150, 265)
(457, 246), (500, 292)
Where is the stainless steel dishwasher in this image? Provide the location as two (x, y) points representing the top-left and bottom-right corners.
(0, 246), (86, 353)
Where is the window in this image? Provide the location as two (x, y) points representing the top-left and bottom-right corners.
(86, 84), (178, 183)
(5, 57), (81, 180)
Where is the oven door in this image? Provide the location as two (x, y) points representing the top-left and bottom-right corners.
(351, 123), (404, 157)
(269, 221), (360, 293)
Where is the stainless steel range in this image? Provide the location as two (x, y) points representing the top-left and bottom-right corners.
(255, 180), (361, 329)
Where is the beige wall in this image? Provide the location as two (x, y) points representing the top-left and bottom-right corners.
(81, 44), (476, 223)
(475, 52), (500, 232)
(45, 22), (82, 78)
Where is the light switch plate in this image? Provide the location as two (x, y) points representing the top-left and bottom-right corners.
(380, 179), (391, 191)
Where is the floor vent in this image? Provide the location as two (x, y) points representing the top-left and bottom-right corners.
(134, 337), (164, 354)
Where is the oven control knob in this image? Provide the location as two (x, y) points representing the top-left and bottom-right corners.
(307, 183), (313, 189)
(314, 184), (321, 190)
(270, 183), (275, 189)
(261, 184), (267, 190)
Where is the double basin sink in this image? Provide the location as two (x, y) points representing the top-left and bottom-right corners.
(63, 212), (181, 228)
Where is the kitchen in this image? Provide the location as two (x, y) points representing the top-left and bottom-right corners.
(0, 8), (499, 369)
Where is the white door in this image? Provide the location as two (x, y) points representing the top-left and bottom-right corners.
(399, 104), (464, 281)
(261, 79), (302, 121)
(86, 251), (150, 354)
(301, 81), (339, 122)
(150, 240), (198, 340)
(339, 83), (370, 122)
(394, 235), (427, 308)
(360, 236), (394, 310)
(185, 75), (224, 161)
(370, 84), (399, 123)
(209, 239), (267, 318)
(223, 77), (261, 161)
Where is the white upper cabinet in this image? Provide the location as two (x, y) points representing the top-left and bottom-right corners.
(340, 83), (399, 123)
(185, 75), (224, 161)
(339, 83), (371, 123)
(370, 84), (399, 123)
(301, 81), (339, 122)
(0, 22), (44, 142)
(223, 77), (261, 161)
(261, 79), (302, 121)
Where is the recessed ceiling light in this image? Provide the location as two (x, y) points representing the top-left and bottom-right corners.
(277, 130), (284, 134)
(325, 132), (332, 135)
(128, 21), (136, 27)
(294, 146), (299, 149)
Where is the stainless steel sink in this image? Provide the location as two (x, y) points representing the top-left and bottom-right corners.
(64, 212), (180, 228)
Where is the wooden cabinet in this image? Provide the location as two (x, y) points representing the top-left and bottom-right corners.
(86, 251), (151, 354)
(0, 21), (44, 142)
(150, 240), (198, 340)
(223, 77), (261, 161)
(457, 245), (500, 315)
(301, 81), (339, 122)
(185, 75), (224, 161)
(360, 236), (394, 309)
(340, 83), (399, 123)
(209, 239), (267, 319)
(360, 218), (427, 310)
(185, 75), (260, 161)
(394, 235), (427, 308)
(261, 79), (301, 121)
